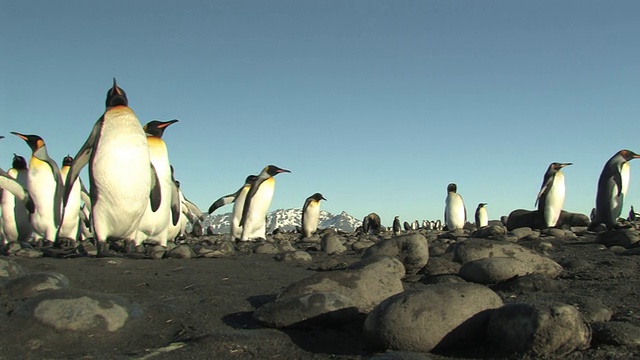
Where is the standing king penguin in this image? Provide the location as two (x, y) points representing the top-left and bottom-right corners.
(239, 165), (290, 241)
(134, 119), (181, 248)
(12, 132), (63, 243)
(593, 150), (640, 229)
(475, 203), (488, 230)
(535, 162), (572, 228)
(208, 175), (258, 240)
(0, 137), (34, 215)
(392, 216), (402, 236)
(58, 155), (81, 243)
(444, 183), (466, 230)
(301, 192), (326, 238)
(62, 79), (161, 255)
(1, 154), (33, 242)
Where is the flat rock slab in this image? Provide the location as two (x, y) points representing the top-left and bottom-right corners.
(13, 288), (142, 332)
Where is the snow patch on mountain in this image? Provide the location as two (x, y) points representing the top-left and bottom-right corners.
(201, 208), (362, 234)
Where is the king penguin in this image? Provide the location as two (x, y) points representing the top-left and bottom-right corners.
(301, 192), (326, 238)
(207, 175), (258, 240)
(58, 155), (81, 243)
(444, 183), (466, 230)
(392, 216), (401, 236)
(134, 119), (181, 248)
(62, 79), (161, 255)
(1, 154), (33, 243)
(12, 132), (63, 243)
(593, 150), (640, 230)
(0, 137), (34, 215)
(474, 203), (488, 230)
(239, 165), (290, 241)
(535, 162), (572, 228)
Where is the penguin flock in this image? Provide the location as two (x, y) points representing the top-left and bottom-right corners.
(1, 80), (640, 257)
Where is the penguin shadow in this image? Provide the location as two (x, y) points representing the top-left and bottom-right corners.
(221, 294), (277, 330)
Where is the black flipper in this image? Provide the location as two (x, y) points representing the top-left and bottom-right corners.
(149, 163), (162, 212)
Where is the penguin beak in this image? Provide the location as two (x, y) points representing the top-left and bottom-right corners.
(158, 119), (179, 128)
(10, 132), (27, 141)
(561, 163), (573, 168)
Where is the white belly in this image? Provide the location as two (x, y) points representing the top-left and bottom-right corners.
(231, 185), (250, 240)
(241, 178), (275, 241)
(28, 158), (59, 240)
(445, 193), (465, 230)
(91, 110), (151, 241)
(134, 140), (173, 246)
(302, 202), (320, 237)
(59, 166), (81, 239)
(1, 169), (32, 242)
(544, 173), (565, 227)
(477, 208), (488, 228)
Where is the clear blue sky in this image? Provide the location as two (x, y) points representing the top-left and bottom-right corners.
(2, 1), (640, 227)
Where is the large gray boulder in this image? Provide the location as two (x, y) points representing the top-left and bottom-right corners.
(453, 239), (563, 278)
(506, 209), (589, 230)
(362, 233), (429, 275)
(487, 302), (591, 357)
(278, 266), (403, 313)
(363, 283), (503, 352)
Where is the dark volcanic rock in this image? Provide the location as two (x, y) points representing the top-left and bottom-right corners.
(506, 209), (589, 231)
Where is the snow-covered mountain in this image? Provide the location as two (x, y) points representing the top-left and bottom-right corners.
(201, 209), (362, 234)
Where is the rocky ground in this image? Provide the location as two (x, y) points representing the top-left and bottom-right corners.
(2, 217), (640, 360)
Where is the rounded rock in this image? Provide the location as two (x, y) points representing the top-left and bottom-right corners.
(487, 302), (591, 357)
(363, 283), (503, 352)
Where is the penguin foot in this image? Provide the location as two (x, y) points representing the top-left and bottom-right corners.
(123, 240), (137, 254)
(56, 237), (77, 249)
(96, 242), (122, 258)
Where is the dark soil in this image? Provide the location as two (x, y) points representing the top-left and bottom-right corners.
(1, 232), (640, 360)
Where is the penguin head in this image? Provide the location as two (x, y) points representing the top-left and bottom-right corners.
(62, 155), (73, 167)
(618, 150), (640, 162)
(265, 165), (291, 177)
(311, 193), (326, 201)
(550, 162), (572, 171)
(245, 175), (258, 184)
(478, 203), (487, 208)
(12, 154), (27, 170)
(143, 119), (179, 138)
(0, 135), (4, 140)
(106, 78), (128, 108)
(447, 183), (457, 193)
(11, 132), (45, 153)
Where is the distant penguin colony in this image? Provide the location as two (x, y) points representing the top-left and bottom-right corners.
(3, 79), (640, 254)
